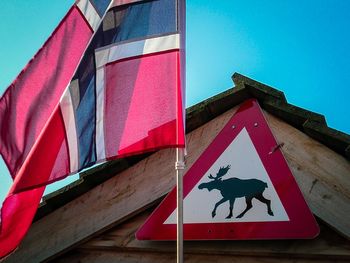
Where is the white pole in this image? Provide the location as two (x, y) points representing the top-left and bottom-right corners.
(176, 148), (185, 263)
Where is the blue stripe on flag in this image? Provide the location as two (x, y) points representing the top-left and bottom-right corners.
(72, 29), (106, 170)
(76, 75), (97, 168)
(90, 0), (111, 17)
(105, 0), (176, 44)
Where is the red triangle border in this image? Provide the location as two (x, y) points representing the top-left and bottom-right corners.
(136, 99), (319, 240)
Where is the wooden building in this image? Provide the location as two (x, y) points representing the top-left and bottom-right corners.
(4, 73), (350, 263)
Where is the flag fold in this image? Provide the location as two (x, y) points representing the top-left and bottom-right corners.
(0, 0), (185, 258)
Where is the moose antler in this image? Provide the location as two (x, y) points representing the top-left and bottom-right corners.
(208, 165), (231, 180)
(208, 174), (215, 179)
(217, 165), (231, 178)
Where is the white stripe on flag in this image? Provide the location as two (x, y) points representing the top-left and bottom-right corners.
(76, 0), (101, 31)
(112, 0), (146, 7)
(60, 84), (79, 173)
(95, 33), (180, 68)
(95, 67), (107, 161)
(94, 33), (180, 160)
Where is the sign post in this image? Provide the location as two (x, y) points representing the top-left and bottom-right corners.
(176, 148), (185, 263)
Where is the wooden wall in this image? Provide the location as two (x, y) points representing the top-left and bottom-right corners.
(53, 208), (350, 263)
(4, 106), (350, 263)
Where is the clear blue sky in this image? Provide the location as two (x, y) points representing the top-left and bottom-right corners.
(1, 0), (350, 202)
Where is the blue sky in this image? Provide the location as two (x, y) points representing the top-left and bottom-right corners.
(1, 0), (350, 202)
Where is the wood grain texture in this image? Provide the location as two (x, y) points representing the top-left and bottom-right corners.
(53, 251), (350, 263)
(265, 112), (350, 239)
(78, 208), (350, 260)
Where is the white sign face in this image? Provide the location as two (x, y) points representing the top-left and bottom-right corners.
(165, 128), (289, 224)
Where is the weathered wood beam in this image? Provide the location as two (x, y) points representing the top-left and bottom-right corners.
(55, 250), (350, 263)
(266, 112), (350, 238)
(80, 209), (350, 260)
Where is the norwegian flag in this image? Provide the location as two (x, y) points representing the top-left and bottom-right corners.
(0, 0), (185, 258)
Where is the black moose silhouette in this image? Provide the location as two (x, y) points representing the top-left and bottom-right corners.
(198, 165), (274, 219)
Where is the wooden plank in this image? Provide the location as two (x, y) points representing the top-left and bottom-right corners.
(4, 107), (239, 263)
(54, 250), (350, 263)
(80, 208), (350, 260)
(265, 112), (350, 238)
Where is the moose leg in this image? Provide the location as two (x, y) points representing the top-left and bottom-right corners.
(212, 197), (227, 218)
(226, 199), (235, 219)
(236, 197), (253, 218)
(255, 193), (274, 216)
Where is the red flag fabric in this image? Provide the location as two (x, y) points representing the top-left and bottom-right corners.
(0, 6), (92, 180)
(0, 106), (64, 257)
(0, 1), (111, 257)
(0, 0), (185, 258)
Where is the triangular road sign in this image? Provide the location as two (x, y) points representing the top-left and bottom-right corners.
(136, 99), (319, 240)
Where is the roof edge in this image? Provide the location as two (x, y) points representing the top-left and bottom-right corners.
(232, 73), (350, 158)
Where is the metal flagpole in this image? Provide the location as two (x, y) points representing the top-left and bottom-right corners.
(176, 148), (185, 263)
(176, 0), (186, 260)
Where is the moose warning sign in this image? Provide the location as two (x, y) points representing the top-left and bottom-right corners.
(136, 99), (319, 240)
